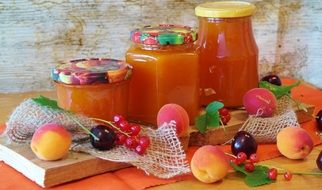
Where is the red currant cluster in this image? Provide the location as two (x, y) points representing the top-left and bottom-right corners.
(232, 152), (258, 172)
(232, 152), (292, 181)
(219, 108), (231, 125)
(113, 115), (151, 155)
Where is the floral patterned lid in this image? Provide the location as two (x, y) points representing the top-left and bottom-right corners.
(51, 58), (132, 85)
(130, 24), (197, 46)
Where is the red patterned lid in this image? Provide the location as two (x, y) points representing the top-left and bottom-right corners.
(51, 58), (132, 85)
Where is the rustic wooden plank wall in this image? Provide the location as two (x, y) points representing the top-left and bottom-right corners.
(0, 0), (321, 92)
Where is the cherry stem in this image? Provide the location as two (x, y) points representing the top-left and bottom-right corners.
(69, 116), (99, 141)
(91, 117), (131, 137)
(225, 152), (237, 158)
(219, 118), (227, 132)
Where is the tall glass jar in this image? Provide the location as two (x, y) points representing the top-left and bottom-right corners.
(126, 24), (199, 125)
(195, 1), (259, 107)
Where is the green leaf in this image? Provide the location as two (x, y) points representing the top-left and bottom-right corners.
(31, 96), (63, 111)
(231, 163), (274, 187)
(245, 165), (274, 187)
(206, 111), (220, 128)
(205, 101), (224, 113)
(195, 114), (207, 134)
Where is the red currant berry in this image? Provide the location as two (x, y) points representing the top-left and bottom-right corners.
(267, 168), (278, 180)
(118, 120), (131, 132)
(236, 152), (247, 165)
(219, 108), (229, 116)
(130, 124), (141, 136)
(135, 145), (146, 155)
(283, 171), (292, 181)
(244, 163), (255, 172)
(115, 133), (127, 145)
(125, 136), (138, 149)
(113, 114), (125, 124)
(249, 153), (258, 163)
(221, 114), (231, 125)
(139, 136), (151, 149)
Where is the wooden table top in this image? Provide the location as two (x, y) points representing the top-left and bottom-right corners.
(0, 91), (321, 190)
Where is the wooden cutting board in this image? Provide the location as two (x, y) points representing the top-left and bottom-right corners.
(0, 138), (130, 188)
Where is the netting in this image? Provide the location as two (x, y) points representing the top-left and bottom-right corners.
(238, 96), (300, 143)
(2, 98), (190, 178)
(72, 121), (190, 178)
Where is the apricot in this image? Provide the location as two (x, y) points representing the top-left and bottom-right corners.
(31, 123), (72, 161)
(277, 127), (313, 159)
(243, 88), (277, 117)
(191, 145), (230, 183)
(157, 104), (189, 137)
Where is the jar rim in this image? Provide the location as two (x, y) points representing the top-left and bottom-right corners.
(51, 58), (132, 85)
(195, 1), (255, 18)
(130, 24), (197, 46)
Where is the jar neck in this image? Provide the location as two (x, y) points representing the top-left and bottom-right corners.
(132, 42), (195, 51)
(197, 16), (254, 42)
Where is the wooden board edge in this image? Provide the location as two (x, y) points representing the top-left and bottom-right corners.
(0, 142), (46, 187)
(44, 158), (130, 187)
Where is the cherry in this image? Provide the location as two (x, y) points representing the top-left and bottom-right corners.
(236, 152), (247, 165)
(283, 171), (292, 181)
(244, 163), (255, 172)
(125, 136), (138, 149)
(249, 153), (258, 163)
(231, 131), (258, 158)
(221, 114), (231, 125)
(139, 136), (151, 149)
(316, 110), (322, 131)
(267, 168), (278, 180)
(316, 150), (322, 171)
(90, 125), (116, 150)
(261, 74), (282, 86)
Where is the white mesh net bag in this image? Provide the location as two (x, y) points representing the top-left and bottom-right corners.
(238, 96), (300, 143)
(2, 98), (190, 178)
(3, 98), (95, 143)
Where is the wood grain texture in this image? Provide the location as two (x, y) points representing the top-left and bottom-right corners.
(0, 137), (130, 187)
(0, 0), (321, 92)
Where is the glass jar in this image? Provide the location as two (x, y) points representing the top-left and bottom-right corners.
(126, 24), (199, 125)
(195, 1), (259, 107)
(51, 58), (132, 121)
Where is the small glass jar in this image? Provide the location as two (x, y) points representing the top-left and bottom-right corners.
(51, 58), (132, 121)
(126, 24), (199, 125)
(195, 1), (259, 107)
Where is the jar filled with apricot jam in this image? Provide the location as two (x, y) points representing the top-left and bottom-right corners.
(126, 24), (199, 125)
(195, 1), (259, 107)
(51, 58), (132, 121)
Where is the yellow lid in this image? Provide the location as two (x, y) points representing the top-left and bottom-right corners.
(195, 1), (255, 18)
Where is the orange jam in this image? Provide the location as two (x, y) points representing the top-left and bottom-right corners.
(195, 1), (259, 107)
(126, 24), (199, 125)
(52, 58), (132, 120)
